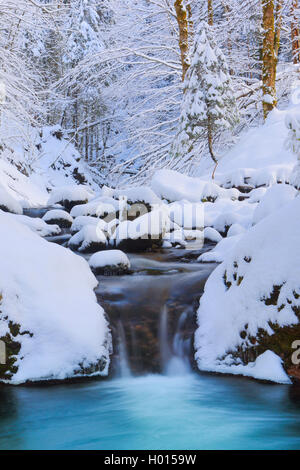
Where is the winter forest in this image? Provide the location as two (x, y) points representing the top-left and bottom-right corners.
(1, 0), (300, 451)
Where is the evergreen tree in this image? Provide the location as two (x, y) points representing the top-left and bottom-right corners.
(172, 22), (239, 165)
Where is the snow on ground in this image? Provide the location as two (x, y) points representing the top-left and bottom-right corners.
(195, 196), (300, 384)
(252, 183), (297, 224)
(0, 212), (111, 384)
(6, 213), (61, 237)
(201, 108), (297, 188)
(151, 169), (239, 203)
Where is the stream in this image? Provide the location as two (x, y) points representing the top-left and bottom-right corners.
(1, 229), (300, 449)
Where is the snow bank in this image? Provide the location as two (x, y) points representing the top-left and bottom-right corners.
(0, 212), (110, 384)
(7, 213), (61, 237)
(205, 108), (297, 188)
(151, 169), (239, 203)
(195, 196), (300, 383)
(252, 183), (297, 225)
(0, 184), (23, 214)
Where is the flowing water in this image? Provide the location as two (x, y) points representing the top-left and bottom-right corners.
(1, 243), (300, 450)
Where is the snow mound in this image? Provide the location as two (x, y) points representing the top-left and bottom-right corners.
(252, 183), (297, 225)
(7, 213), (61, 237)
(208, 108), (297, 188)
(89, 250), (130, 275)
(71, 215), (107, 234)
(70, 196), (120, 219)
(151, 169), (239, 203)
(203, 227), (222, 243)
(195, 196), (300, 383)
(0, 184), (23, 214)
(68, 224), (107, 253)
(111, 209), (169, 251)
(42, 209), (73, 227)
(0, 212), (111, 384)
(113, 186), (162, 207)
(48, 185), (94, 211)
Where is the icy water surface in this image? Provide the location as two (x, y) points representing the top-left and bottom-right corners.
(1, 373), (300, 450)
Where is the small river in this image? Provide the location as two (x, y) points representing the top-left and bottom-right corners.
(1, 237), (300, 450)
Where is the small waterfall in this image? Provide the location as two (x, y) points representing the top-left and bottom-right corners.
(159, 305), (171, 373)
(116, 321), (131, 377)
(168, 310), (191, 376)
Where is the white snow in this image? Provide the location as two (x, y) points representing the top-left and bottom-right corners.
(89, 250), (130, 270)
(203, 227), (222, 243)
(151, 169), (239, 203)
(0, 183), (23, 214)
(70, 196), (120, 218)
(6, 213), (61, 237)
(42, 209), (73, 224)
(71, 215), (107, 234)
(48, 184), (94, 207)
(195, 196), (300, 384)
(252, 183), (297, 225)
(68, 224), (107, 252)
(113, 186), (162, 206)
(0, 212), (110, 384)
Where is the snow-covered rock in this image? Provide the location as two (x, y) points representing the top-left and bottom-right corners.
(70, 196), (120, 220)
(71, 216), (107, 234)
(68, 224), (107, 253)
(0, 184), (23, 214)
(48, 185), (94, 211)
(89, 250), (131, 275)
(110, 208), (169, 252)
(195, 196), (300, 384)
(152, 169), (239, 203)
(0, 212), (111, 384)
(42, 209), (73, 228)
(113, 186), (162, 208)
(252, 183), (297, 225)
(203, 227), (222, 243)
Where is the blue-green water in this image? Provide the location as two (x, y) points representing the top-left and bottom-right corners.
(1, 372), (300, 450)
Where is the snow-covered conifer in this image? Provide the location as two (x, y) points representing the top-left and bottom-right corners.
(172, 22), (239, 164)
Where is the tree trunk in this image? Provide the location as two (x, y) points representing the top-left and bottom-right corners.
(208, 0), (213, 26)
(207, 117), (217, 164)
(274, 0), (283, 81)
(174, 0), (190, 81)
(262, 0), (276, 119)
(291, 0), (300, 65)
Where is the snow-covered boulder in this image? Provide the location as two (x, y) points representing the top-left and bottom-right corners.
(110, 209), (169, 252)
(113, 186), (162, 209)
(203, 227), (222, 243)
(70, 196), (120, 221)
(68, 224), (107, 253)
(252, 183), (297, 225)
(0, 212), (111, 384)
(71, 216), (107, 235)
(0, 184), (23, 215)
(151, 169), (239, 203)
(42, 209), (73, 228)
(195, 196), (300, 384)
(48, 185), (94, 212)
(89, 250), (131, 275)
